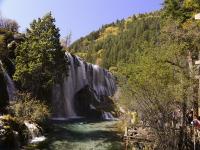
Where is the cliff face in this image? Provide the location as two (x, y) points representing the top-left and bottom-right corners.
(51, 52), (117, 119)
(0, 64), (9, 112)
(0, 31), (22, 112)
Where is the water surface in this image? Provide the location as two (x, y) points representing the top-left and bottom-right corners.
(30, 119), (123, 150)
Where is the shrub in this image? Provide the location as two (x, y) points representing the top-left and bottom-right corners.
(0, 114), (28, 148)
(8, 92), (50, 123)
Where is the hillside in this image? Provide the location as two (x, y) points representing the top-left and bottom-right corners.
(69, 12), (161, 69)
(69, 5), (200, 148)
(1, 1), (200, 149)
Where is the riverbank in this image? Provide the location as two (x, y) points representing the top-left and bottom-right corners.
(25, 119), (123, 150)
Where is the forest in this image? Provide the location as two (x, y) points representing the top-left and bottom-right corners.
(1, 0), (200, 149)
(69, 0), (200, 149)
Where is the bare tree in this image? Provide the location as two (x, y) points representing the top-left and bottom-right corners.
(0, 16), (19, 32)
(60, 32), (72, 49)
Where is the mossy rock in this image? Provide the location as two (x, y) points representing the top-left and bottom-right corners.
(0, 115), (29, 148)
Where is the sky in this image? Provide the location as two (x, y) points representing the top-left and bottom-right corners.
(0, 0), (163, 42)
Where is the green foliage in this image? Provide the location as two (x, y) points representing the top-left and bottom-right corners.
(164, 0), (200, 21)
(69, 12), (161, 69)
(0, 29), (14, 59)
(69, 7), (200, 148)
(69, 11), (199, 109)
(9, 92), (50, 123)
(14, 12), (65, 99)
(0, 17), (19, 61)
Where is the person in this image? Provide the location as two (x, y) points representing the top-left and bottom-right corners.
(191, 116), (200, 128)
(186, 109), (193, 125)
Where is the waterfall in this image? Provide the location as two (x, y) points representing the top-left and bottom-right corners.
(102, 111), (118, 121)
(0, 61), (15, 101)
(52, 52), (117, 119)
(24, 121), (46, 143)
(4, 72), (15, 100)
(0, 60), (15, 101)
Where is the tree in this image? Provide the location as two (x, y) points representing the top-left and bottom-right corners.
(0, 16), (19, 32)
(14, 12), (65, 100)
(68, 11), (198, 148)
(60, 32), (72, 49)
(164, 0), (200, 21)
(0, 29), (13, 60)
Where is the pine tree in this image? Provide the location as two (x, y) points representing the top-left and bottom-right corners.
(164, 0), (200, 21)
(14, 12), (65, 100)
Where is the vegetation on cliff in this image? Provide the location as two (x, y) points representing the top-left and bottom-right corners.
(1, 0), (200, 149)
(68, 0), (200, 149)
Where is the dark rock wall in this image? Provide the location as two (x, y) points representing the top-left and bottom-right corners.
(0, 72), (9, 112)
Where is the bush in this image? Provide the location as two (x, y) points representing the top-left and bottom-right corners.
(8, 92), (50, 123)
(0, 114), (28, 148)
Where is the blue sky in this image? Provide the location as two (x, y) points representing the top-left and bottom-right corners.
(0, 0), (163, 42)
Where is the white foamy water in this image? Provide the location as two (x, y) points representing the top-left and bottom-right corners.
(102, 111), (118, 121)
(30, 136), (46, 144)
(52, 52), (117, 118)
(0, 60), (16, 101)
(24, 121), (46, 144)
(4, 72), (15, 100)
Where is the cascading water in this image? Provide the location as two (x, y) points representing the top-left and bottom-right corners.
(24, 121), (46, 143)
(52, 52), (117, 119)
(0, 60), (15, 101)
(102, 111), (118, 121)
(4, 72), (15, 100)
